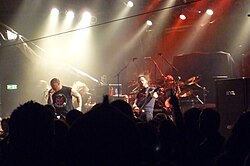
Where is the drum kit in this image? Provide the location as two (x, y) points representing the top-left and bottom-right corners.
(178, 76), (200, 98)
(128, 75), (208, 111)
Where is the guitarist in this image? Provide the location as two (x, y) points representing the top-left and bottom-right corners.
(132, 75), (158, 122)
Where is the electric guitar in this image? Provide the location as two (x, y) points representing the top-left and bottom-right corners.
(133, 87), (160, 117)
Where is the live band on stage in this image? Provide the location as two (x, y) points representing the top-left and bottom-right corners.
(43, 55), (211, 121)
(48, 73), (208, 119)
(111, 74), (207, 118)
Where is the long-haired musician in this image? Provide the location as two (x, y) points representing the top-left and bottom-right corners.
(72, 81), (96, 113)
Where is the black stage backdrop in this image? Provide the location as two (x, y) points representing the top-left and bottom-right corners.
(173, 52), (235, 103)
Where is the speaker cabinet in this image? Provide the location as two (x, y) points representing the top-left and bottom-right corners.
(216, 78), (250, 138)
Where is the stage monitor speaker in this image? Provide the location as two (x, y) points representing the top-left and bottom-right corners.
(216, 77), (250, 138)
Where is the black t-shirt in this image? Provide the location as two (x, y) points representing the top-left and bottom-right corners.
(52, 86), (74, 116)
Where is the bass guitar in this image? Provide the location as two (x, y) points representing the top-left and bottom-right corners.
(133, 87), (160, 117)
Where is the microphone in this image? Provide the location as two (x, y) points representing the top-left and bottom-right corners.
(49, 89), (53, 93)
(144, 56), (151, 59)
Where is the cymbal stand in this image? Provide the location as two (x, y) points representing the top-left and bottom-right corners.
(195, 83), (209, 104)
(188, 89), (204, 105)
(193, 94), (204, 104)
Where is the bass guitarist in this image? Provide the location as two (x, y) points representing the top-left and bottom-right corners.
(132, 75), (158, 122)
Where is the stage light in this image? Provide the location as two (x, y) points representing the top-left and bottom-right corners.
(66, 10), (75, 19)
(82, 11), (91, 18)
(206, 9), (214, 16)
(7, 30), (18, 40)
(179, 14), (186, 20)
(146, 20), (153, 26)
(80, 11), (92, 26)
(126, 1), (134, 8)
(51, 8), (59, 17)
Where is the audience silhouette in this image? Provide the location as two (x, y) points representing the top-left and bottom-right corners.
(65, 96), (142, 165)
(65, 109), (83, 126)
(0, 94), (249, 166)
(3, 101), (55, 166)
(213, 111), (250, 166)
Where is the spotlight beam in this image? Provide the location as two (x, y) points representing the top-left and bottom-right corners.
(71, 66), (99, 83)
(0, 0), (202, 49)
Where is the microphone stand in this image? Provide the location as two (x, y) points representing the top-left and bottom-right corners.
(115, 59), (133, 97)
(158, 53), (179, 73)
(158, 53), (182, 97)
(152, 59), (165, 80)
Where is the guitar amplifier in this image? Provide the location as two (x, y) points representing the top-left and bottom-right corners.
(108, 84), (122, 96)
(93, 84), (123, 103)
(216, 77), (250, 138)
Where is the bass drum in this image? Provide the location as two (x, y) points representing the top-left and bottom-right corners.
(179, 99), (196, 113)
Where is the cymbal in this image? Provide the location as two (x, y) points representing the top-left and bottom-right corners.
(186, 76), (199, 85)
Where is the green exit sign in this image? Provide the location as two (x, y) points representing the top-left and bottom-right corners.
(7, 84), (17, 90)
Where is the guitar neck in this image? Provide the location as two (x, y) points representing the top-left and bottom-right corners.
(139, 87), (159, 110)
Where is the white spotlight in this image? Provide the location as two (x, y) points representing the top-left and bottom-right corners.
(7, 30), (18, 40)
(66, 10), (75, 19)
(146, 20), (153, 26)
(80, 11), (92, 26)
(206, 9), (214, 16)
(51, 8), (59, 17)
(179, 14), (186, 20)
(127, 1), (134, 8)
(82, 11), (91, 20)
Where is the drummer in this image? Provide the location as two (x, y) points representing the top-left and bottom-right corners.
(164, 75), (175, 89)
(161, 75), (178, 110)
(164, 75), (179, 94)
